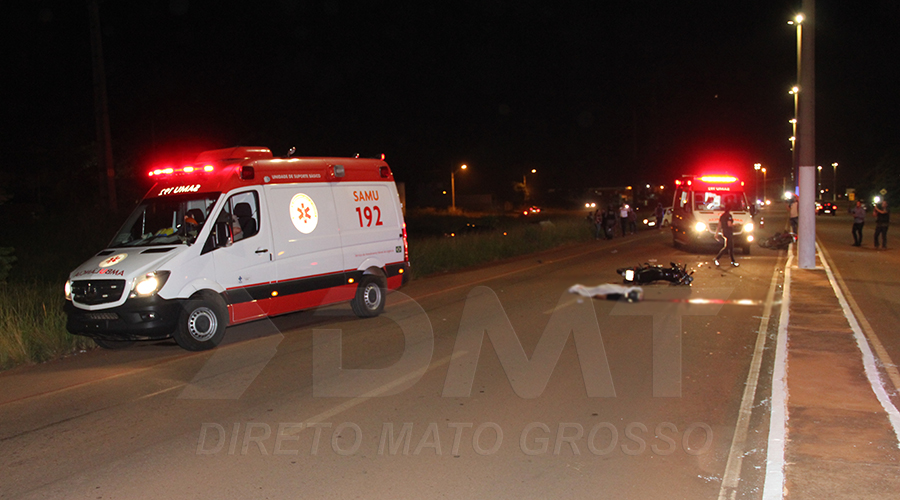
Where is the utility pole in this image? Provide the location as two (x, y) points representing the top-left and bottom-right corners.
(797, 0), (816, 269)
(88, 0), (117, 212)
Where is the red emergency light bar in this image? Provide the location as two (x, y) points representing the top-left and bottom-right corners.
(148, 164), (215, 177)
(699, 175), (738, 184)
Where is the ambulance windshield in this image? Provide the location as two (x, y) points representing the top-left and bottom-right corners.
(110, 193), (220, 247)
(693, 191), (749, 212)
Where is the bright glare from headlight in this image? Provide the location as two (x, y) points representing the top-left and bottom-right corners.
(625, 269), (635, 282)
(747, 235), (754, 242)
(135, 275), (160, 296)
(694, 221), (707, 232)
(745, 222), (754, 232)
(64, 280), (72, 301)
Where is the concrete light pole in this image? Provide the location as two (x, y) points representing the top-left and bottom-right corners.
(795, 1), (816, 269)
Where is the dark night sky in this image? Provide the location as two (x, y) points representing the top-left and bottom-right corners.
(3, 0), (899, 208)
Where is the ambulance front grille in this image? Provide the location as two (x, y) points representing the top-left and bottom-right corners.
(71, 280), (127, 305)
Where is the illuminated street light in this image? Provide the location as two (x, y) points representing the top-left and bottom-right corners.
(817, 165), (822, 200)
(754, 163), (761, 204)
(451, 164), (467, 211)
(789, 87), (800, 187)
(832, 162), (838, 201)
(522, 168), (537, 202)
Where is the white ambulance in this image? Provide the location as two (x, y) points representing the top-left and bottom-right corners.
(670, 174), (755, 254)
(65, 147), (410, 351)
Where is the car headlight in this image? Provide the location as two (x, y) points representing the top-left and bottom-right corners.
(694, 221), (707, 232)
(131, 271), (170, 297)
(64, 280), (72, 301)
(744, 222), (754, 232)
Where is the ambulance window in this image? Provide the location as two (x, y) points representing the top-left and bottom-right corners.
(221, 191), (260, 243)
(678, 190), (689, 209)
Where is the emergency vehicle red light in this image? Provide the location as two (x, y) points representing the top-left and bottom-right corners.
(203, 165), (214, 172)
(183, 166), (194, 173)
(675, 180), (682, 186)
(699, 175), (737, 184)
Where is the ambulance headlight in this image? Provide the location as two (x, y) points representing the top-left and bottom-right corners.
(132, 271), (170, 297)
(744, 222), (754, 232)
(694, 221), (707, 232)
(64, 280), (72, 301)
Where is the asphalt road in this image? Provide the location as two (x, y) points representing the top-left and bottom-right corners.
(0, 211), (808, 499)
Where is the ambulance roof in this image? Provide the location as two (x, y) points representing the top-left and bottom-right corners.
(145, 147), (394, 198)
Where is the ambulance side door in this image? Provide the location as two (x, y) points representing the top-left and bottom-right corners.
(265, 184), (345, 305)
(210, 188), (275, 322)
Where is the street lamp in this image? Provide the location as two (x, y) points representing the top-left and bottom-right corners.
(522, 168), (537, 203)
(451, 164), (467, 211)
(761, 167), (767, 204)
(788, 87), (799, 188)
(817, 165), (822, 200)
(754, 163), (761, 204)
(832, 162), (838, 201)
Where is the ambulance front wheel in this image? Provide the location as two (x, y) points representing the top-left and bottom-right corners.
(351, 275), (386, 318)
(174, 295), (228, 351)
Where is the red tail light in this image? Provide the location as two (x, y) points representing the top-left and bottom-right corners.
(402, 223), (409, 263)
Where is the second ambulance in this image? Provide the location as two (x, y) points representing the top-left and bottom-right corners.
(670, 174), (755, 254)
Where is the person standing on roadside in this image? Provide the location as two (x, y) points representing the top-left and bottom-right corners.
(788, 196), (799, 233)
(619, 204), (629, 237)
(851, 200), (866, 246)
(592, 210), (603, 239)
(714, 204), (739, 267)
(627, 205), (637, 234)
(874, 199), (890, 249)
(604, 205), (617, 239)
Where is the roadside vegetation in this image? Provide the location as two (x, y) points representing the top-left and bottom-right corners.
(408, 215), (594, 278)
(0, 211), (595, 370)
(0, 282), (94, 370)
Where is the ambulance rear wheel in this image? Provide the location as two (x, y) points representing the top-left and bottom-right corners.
(351, 275), (385, 318)
(174, 296), (227, 351)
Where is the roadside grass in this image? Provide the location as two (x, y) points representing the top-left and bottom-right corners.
(409, 218), (594, 278)
(0, 215), (595, 370)
(0, 282), (93, 370)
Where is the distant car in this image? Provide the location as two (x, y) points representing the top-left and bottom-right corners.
(661, 207), (673, 227)
(522, 206), (541, 216)
(816, 201), (837, 215)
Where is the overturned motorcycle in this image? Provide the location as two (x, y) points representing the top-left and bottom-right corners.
(616, 262), (694, 285)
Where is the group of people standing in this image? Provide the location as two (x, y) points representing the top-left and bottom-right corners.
(851, 199), (890, 249)
(589, 204), (638, 240)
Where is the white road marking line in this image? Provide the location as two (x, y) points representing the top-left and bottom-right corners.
(817, 243), (900, 394)
(762, 249), (793, 500)
(817, 241), (900, 442)
(717, 249), (785, 500)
